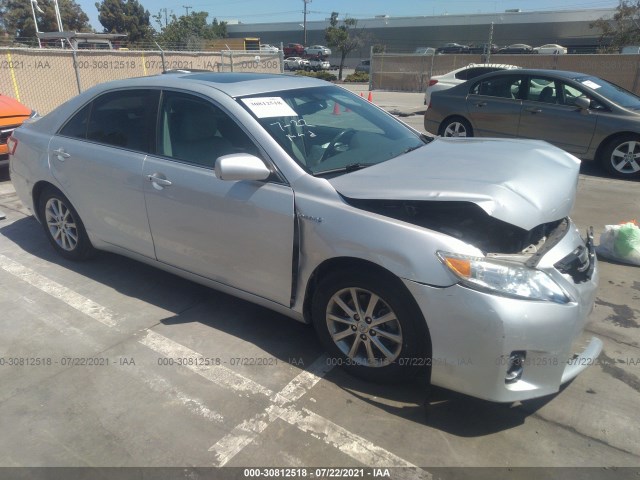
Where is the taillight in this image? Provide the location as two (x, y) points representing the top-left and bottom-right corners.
(428, 79), (438, 87)
(7, 135), (18, 156)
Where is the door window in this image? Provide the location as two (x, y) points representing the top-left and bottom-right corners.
(158, 92), (258, 168)
(472, 75), (522, 99)
(526, 77), (558, 104)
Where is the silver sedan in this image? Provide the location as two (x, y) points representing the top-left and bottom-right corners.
(9, 73), (600, 402)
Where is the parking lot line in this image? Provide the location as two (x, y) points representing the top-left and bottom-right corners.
(0, 253), (117, 328)
(0, 250), (424, 470)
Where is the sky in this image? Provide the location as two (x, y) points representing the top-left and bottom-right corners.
(80, 0), (620, 33)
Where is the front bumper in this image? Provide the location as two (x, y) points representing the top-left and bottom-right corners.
(403, 225), (600, 403)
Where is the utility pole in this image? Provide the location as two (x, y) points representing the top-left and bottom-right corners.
(162, 7), (169, 26)
(486, 21), (494, 63)
(303, 0), (311, 46)
(183, 5), (192, 16)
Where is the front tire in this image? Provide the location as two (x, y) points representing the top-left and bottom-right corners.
(312, 270), (430, 383)
(38, 186), (95, 260)
(600, 135), (640, 178)
(439, 117), (473, 137)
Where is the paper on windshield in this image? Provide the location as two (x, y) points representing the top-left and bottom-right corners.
(581, 80), (601, 90)
(241, 97), (297, 118)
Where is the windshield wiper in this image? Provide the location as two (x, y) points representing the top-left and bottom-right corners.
(314, 163), (373, 176)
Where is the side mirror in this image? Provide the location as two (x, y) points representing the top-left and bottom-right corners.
(574, 96), (591, 110)
(215, 154), (271, 181)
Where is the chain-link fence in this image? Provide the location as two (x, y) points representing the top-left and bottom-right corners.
(369, 52), (640, 95)
(0, 48), (283, 114)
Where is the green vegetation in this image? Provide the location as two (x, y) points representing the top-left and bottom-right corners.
(343, 72), (369, 83)
(295, 70), (338, 82)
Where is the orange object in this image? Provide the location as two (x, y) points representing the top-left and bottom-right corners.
(332, 101), (341, 115)
(367, 91), (373, 102)
(0, 94), (32, 160)
(360, 92), (364, 97)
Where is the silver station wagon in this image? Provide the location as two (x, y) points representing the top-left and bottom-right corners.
(9, 73), (601, 402)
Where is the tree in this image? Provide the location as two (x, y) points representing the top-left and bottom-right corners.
(153, 11), (226, 50)
(95, 0), (153, 45)
(592, 1), (640, 52)
(324, 12), (368, 80)
(0, 0), (90, 40)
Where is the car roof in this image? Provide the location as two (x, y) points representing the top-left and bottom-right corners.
(476, 68), (591, 79)
(85, 72), (329, 99)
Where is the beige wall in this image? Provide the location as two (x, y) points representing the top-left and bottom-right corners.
(0, 48), (282, 114)
(370, 53), (640, 94)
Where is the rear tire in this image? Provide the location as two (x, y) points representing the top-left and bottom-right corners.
(439, 116), (473, 137)
(37, 186), (95, 261)
(600, 135), (640, 178)
(312, 269), (430, 383)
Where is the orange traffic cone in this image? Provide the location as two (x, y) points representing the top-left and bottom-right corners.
(332, 101), (341, 115)
(360, 92), (364, 97)
(367, 91), (373, 102)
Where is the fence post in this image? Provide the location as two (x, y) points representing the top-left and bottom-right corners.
(155, 42), (166, 73)
(70, 47), (82, 94)
(230, 51), (234, 72)
(368, 46), (374, 91)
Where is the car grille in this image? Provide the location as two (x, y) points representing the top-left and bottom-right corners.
(0, 125), (18, 146)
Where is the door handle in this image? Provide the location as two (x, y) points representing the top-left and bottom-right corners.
(147, 174), (172, 187)
(474, 102), (487, 107)
(53, 148), (71, 161)
(525, 107), (542, 114)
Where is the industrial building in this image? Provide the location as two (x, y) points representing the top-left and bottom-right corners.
(227, 8), (616, 64)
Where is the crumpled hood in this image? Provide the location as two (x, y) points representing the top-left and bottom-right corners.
(328, 137), (581, 231)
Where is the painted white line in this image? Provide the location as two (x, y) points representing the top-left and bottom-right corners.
(276, 406), (422, 470)
(0, 253), (117, 327)
(133, 370), (225, 424)
(209, 355), (333, 466)
(138, 330), (273, 398)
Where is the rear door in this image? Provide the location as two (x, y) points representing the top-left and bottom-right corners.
(49, 89), (159, 258)
(466, 73), (524, 137)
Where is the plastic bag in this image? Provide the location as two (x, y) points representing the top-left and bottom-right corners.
(596, 221), (640, 266)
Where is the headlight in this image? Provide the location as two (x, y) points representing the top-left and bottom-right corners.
(437, 251), (571, 304)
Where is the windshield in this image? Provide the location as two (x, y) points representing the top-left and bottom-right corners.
(575, 75), (640, 109)
(237, 85), (426, 175)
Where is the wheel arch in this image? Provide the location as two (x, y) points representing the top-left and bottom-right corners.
(594, 131), (640, 163)
(438, 114), (473, 137)
(32, 180), (60, 223)
(302, 256), (432, 353)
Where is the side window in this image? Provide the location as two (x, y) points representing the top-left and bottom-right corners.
(86, 89), (159, 152)
(527, 77), (557, 103)
(560, 83), (604, 109)
(59, 103), (91, 139)
(158, 91), (259, 168)
(474, 75), (521, 99)
(466, 67), (492, 80)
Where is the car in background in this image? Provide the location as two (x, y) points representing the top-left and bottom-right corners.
(283, 43), (305, 56)
(497, 44), (533, 54)
(1, 94), (36, 167)
(9, 72), (601, 403)
(284, 56), (309, 70)
(414, 47), (436, 55)
(469, 43), (499, 54)
(620, 45), (640, 54)
(307, 58), (330, 71)
(424, 63), (520, 106)
(260, 44), (279, 53)
(436, 43), (470, 54)
(534, 44), (567, 54)
(424, 68), (640, 178)
(304, 45), (331, 56)
(355, 59), (370, 73)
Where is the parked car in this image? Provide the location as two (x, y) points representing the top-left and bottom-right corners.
(284, 56), (309, 70)
(304, 45), (331, 56)
(424, 68), (640, 178)
(307, 57), (330, 71)
(414, 47), (436, 55)
(620, 45), (640, 54)
(10, 72), (601, 403)
(469, 43), (499, 54)
(497, 44), (533, 54)
(424, 63), (520, 106)
(1, 93), (36, 167)
(260, 44), (279, 53)
(283, 43), (305, 56)
(436, 43), (470, 54)
(355, 59), (370, 73)
(533, 44), (567, 54)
